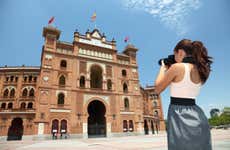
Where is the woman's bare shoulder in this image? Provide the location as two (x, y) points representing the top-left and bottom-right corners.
(170, 63), (184, 70)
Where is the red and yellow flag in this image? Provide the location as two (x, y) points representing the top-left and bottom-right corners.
(91, 12), (96, 22)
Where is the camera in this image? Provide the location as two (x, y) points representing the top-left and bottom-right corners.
(158, 55), (176, 66)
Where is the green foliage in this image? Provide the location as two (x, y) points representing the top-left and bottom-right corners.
(208, 112), (230, 126)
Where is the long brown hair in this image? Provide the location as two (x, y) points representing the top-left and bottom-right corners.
(174, 39), (213, 84)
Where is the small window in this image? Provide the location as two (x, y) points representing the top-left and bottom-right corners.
(80, 76), (85, 88)
(154, 110), (159, 116)
(60, 60), (67, 68)
(8, 103), (13, 109)
(1, 103), (6, 109)
(59, 75), (66, 86)
(3, 89), (9, 97)
(10, 89), (15, 97)
(107, 79), (112, 90)
(15, 77), (18, 82)
(29, 75), (33, 82)
(22, 88), (28, 97)
(6, 77), (9, 82)
(58, 93), (65, 105)
(24, 76), (27, 82)
(10, 76), (14, 82)
(122, 69), (127, 77)
(27, 102), (33, 109)
(20, 102), (26, 109)
(29, 89), (35, 97)
(123, 83), (128, 93)
(153, 101), (157, 107)
(124, 98), (129, 110)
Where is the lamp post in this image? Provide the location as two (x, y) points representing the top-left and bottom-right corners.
(77, 113), (81, 120)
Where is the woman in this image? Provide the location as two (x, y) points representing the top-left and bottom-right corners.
(155, 39), (213, 150)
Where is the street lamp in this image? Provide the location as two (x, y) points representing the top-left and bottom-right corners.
(77, 113), (81, 120)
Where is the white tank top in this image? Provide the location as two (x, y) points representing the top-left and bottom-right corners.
(170, 63), (202, 99)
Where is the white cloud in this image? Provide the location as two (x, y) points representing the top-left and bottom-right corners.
(122, 0), (201, 35)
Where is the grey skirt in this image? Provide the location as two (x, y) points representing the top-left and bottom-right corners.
(167, 97), (212, 150)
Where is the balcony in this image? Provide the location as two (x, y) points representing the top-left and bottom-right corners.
(19, 96), (35, 101)
(0, 108), (36, 114)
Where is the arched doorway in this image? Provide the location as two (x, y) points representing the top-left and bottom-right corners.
(7, 118), (23, 140)
(90, 65), (103, 89)
(151, 120), (155, 134)
(144, 120), (149, 135)
(87, 100), (106, 137)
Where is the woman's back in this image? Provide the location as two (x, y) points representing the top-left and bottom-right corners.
(170, 63), (202, 99)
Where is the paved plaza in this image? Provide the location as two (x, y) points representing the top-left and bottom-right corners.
(0, 129), (229, 150)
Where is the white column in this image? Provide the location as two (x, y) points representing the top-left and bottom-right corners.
(82, 122), (88, 139)
(106, 122), (112, 137)
(38, 123), (45, 135)
(137, 122), (144, 134)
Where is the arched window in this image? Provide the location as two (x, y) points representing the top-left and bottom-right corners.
(90, 65), (103, 89)
(58, 93), (65, 105)
(123, 120), (128, 132)
(10, 76), (14, 82)
(80, 76), (85, 88)
(153, 101), (157, 107)
(20, 102), (26, 109)
(60, 60), (67, 68)
(27, 102), (33, 109)
(154, 110), (159, 116)
(24, 76), (27, 82)
(10, 89), (15, 98)
(107, 79), (112, 90)
(3, 89), (9, 97)
(123, 83), (128, 93)
(129, 120), (134, 132)
(29, 89), (35, 97)
(29, 75), (33, 82)
(22, 88), (28, 97)
(52, 119), (59, 133)
(1, 103), (6, 109)
(60, 120), (67, 133)
(8, 102), (13, 109)
(124, 98), (129, 110)
(59, 75), (66, 86)
(122, 69), (127, 77)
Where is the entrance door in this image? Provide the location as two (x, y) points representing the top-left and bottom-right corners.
(88, 100), (106, 138)
(144, 120), (149, 135)
(7, 118), (23, 140)
(151, 120), (155, 134)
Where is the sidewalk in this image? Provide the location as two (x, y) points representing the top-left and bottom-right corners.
(0, 129), (229, 150)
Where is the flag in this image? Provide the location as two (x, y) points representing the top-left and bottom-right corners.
(124, 36), (129, 43)
(48, 16), (55, 24)
(91, 12), (96, 22)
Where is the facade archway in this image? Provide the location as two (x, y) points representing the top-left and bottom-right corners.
(151, 120), (155, 134)
(87, 100), (106, 137)
(51, 119), (59, 134)
(144, 120), (149, 135)
(7, 118), (23, 140)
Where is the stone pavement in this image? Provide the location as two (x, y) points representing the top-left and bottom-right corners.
(0, 129), (229, 150)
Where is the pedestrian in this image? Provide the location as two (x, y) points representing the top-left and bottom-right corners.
(154, 39), (213, 150)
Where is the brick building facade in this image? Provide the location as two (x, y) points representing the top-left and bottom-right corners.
(0, 26), (165, 140)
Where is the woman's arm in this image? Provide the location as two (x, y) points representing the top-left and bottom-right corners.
(154, 63), (179, 94)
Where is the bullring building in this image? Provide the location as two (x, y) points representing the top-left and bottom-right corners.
(0, 26), (165, 140)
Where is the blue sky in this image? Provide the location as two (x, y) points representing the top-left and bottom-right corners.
(0, 0), (229, 119)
